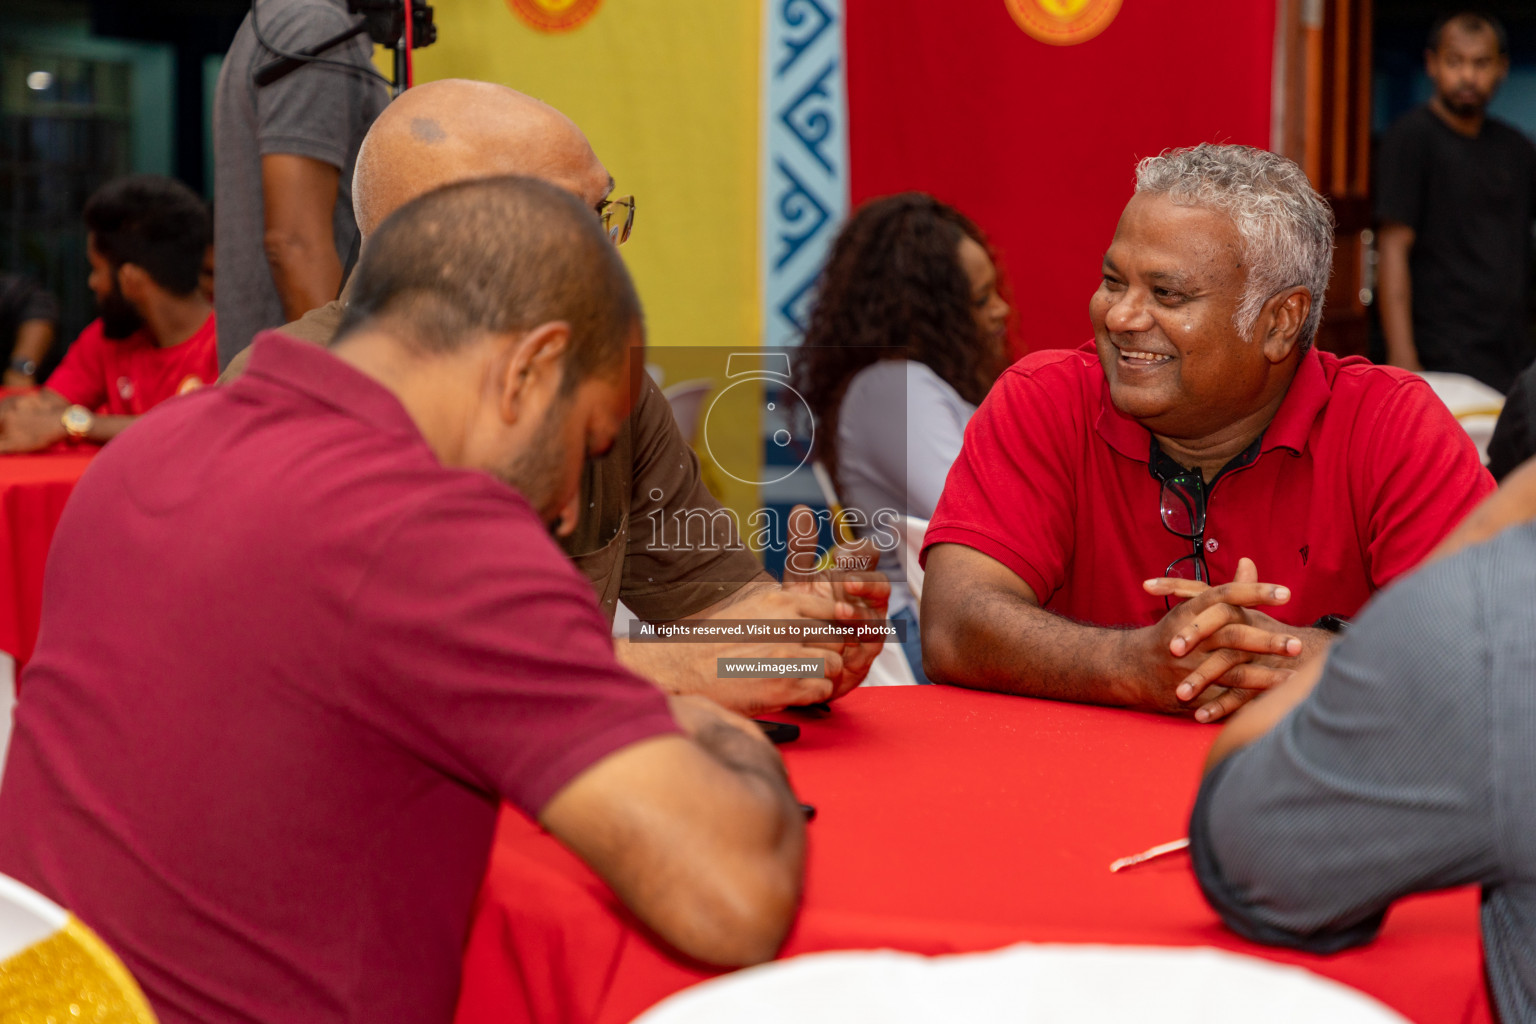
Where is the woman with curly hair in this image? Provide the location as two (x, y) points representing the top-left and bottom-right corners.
(792, 192), (1010, 682)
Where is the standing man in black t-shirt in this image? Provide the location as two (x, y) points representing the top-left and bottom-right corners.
(1376, 11), (1536, 393)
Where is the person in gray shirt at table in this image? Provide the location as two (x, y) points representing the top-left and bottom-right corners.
(793, 193), (1010, 682)
(1189, 461), (1536, 1023)
(213, 0), (390, 367)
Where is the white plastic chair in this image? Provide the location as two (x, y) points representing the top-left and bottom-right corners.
(811, 460), (840, 510)
(861, 636), (918, 687)
(633, 943), (1411, 1024)
(662, 379), (715, 444)
(0, 653), (13, 789)
(802, 461), (909, 683)
(611, 601), (639, 639)
(810, 461), (858, 546)
(0, 872), (158, 1021)
(809, 470), (926, 606)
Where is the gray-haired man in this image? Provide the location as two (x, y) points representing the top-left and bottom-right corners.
(921, 143), (1492, 722)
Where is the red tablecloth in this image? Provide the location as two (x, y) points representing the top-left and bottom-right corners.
(0, 449), (97, 666)
(456, 687), (1492, 1024)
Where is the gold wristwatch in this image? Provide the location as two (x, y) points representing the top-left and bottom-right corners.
(61, 405), (94, 440)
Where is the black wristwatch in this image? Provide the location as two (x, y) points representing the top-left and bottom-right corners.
(1311, 614), (1350, 634)
(8, 356), (37, 378)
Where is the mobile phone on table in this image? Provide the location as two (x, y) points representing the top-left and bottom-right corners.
(754, 719), (800, 744)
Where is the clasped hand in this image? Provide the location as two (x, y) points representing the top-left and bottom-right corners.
(0, 391), (67, 454)
(1132, 557), (1303, 723)
(0, 405), (67, 454)
(623, 505), (891, 717)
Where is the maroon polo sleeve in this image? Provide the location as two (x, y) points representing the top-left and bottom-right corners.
(922, 355), (1087, 603)
(1353, 375), (1496, 587)
(347, 482), (681, 816)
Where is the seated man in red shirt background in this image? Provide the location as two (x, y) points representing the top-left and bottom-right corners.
(0, 174), (216, 452)
(0, 176), (808, 1024)
(921, 143), (1493, 724)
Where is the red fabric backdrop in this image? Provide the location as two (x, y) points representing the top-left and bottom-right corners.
(846, 0), (1277, 354)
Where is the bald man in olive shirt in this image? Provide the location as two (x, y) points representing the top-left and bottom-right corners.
(224, 80), (887, 715)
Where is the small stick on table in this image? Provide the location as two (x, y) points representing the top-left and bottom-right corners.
(1109, 837), (1190, 873)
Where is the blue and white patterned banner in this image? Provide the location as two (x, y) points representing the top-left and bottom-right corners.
(761, 0), (848, 349)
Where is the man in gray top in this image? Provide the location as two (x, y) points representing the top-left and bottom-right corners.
(1190, 464), (1536, 1022)
(212, 0), (389, 367)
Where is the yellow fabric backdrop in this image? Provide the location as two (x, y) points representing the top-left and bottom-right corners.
(410, 0), (762, 518)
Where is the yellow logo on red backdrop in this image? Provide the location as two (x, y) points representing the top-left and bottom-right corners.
(1005, 0), (1121, 45)
(507, 0), (601, 33)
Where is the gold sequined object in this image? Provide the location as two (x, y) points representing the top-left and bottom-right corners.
(0, 916), (157, 1023)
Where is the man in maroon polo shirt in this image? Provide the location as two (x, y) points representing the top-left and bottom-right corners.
(0, 177), (810, 1024)
(921, 144), (1493, 723)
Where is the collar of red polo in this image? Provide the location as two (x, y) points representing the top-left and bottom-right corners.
(1091, 340), (1330, 464)
(243, 330), (426, 443)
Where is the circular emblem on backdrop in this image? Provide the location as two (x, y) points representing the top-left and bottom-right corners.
(1004, 0), (1122, 46)
(176, 375), (206, 396)
(507, 0), (602, 33)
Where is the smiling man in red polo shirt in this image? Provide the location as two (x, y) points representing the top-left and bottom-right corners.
(0, 177), (808, 1024)
(921, 144), (1493, 723)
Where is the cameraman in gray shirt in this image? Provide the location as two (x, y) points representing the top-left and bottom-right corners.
(212, 0), (389, 368)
